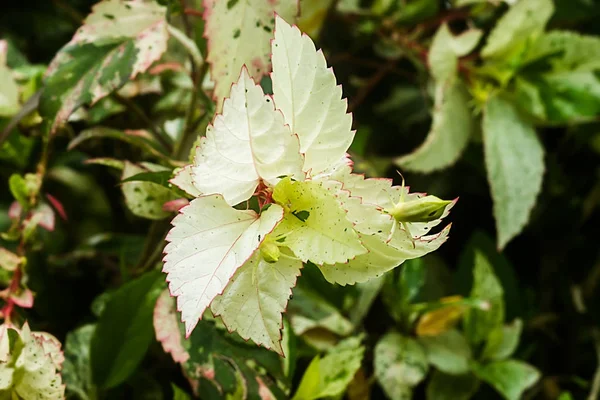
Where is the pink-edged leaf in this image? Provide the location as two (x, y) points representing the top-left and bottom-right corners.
(153, 289), (189, 364)
(271, 16), (354, 177)
(162, 198), (190, 213)
(211, 252), (302, 355)
(163, 195), (284, 336)
(190, 68), (304, 206)
(45, 193), (67, 221)
(203, 0), (299, 112)
(0, 248), (21, 271)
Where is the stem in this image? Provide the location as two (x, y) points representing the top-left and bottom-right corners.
(112, 93), (173, 152)
(590, 328), (600, 400)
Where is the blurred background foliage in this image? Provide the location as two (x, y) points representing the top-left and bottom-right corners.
(1, 0), (600, 399)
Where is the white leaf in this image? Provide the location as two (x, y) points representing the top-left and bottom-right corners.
(170, 165), (202, 197)
(272, 178), (366, 265)
(163, 195), (284, 336)
(483, 96), (544, 249)
(211, 252), (302, 355)
(272, 16), (354, 176)
(204, 0), (299, 112)
(191, 69), (304, 206)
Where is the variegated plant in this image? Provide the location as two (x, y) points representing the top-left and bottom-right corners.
(164, 16), (454, 355)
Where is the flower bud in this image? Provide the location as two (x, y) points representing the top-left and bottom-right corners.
(389, 195), (452, 223)
(260, 241), (280, 263)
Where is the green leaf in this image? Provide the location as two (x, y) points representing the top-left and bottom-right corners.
(374, 332), (429, 399)
(481, 0), (554, 59)
(39, 0), (168, 133)
(272, 177), (366, 265)
(172, 383), (192, 400)
(523, 30), (600, 71)
(121, 162), (179, 220)
(400, 258), (426, 304)
(121, 170), (173, 187)
(9, 173), (40, 208)
(0, 129), (34, 168)
(483, 95), (544, 249)
(69, 127), (169, 159)
(395, 81), (476, 173)
(463, 251), (505, 347)
(183, 319), (289, 399)
(474, 359), (540, 400)
(204, 0), (299, 112)
(90, 270), (165, 389)
(481, 319), (523, 361)
(62, 324), (96, 400)
(419, 330), (472, 375)
(292, 336), (365, 400)
(428, 24), (482, 83)
(426, 371), (480, 400)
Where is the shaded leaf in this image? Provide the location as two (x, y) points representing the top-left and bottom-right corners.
(426, 371), (479, 400)
(121, 162), (178, 220)
(483, 95), (544, 249)
(62, 324), (96, 400)
(481, 319), (523, 361)
(419, 330), (472, 375)
(474, 359), (540, 400)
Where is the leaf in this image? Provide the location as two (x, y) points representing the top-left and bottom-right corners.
(210, 252), (302, 355)
(121, 170), (173, 187)
(190, 68), (304, 206)
(374, 332), (429, 399)
(183, 319), (289, 399)
(523, 30), (600, 71)
(483, 95), (544, 249)
(474, 359), (540, 400)
(463, 251), (504, 347)
(90, 270), (165, 389)
(0, 41), (20, 117)
(0, 248), (21, 272)
(163, 195), (284, 336)
(39, 0), (168, 134)
(203, 0), (299, 112)
(172, 383), (192, 400)
(0, 129), (34, 169)
(416, 296), (467, 337)
(62, 324), (96, 400)
(153, 290), (189, 364)
(481, 0), (554, 59)
(292, 336), (365, 400)
(272, 15), (354, 177)
(428, 24), (482, 83)
(69, 127), (168, 159)
(419, 330), (472, 375)
(481, 319), (523, 361)
(298, 0), (336, 38)
(426, 371), (479, 400)
(395, 81), (476, 173)
(121, 162), (179, 220)
(271, 177), (366, 265)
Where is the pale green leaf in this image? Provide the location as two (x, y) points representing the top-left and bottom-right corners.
(474, 359), (540, 400)
(0, 248), (20, 272)
(298, 0), (336, 38)
(481, 0), (554, 59)
(292, 336), (364, 400)
(428, 24), (482, 82)
(481, 319), (523, 361)
(190, 69), (304, 206)
(170, 166), (202, 198)
(62, 324), (96, 400)
(272, 16), (354, 177)
(524, 31), (600, 71)
(204, 0), (298, 112)
(395, 81), (475, 173)
(0, 41), (20, 117)
(483, 95), (544, 248)
(272, 178), (366, 265)
(419, 329), (472, 375)
(426, 371), (479, 400)
(163, 195), (284, 336)
(40, 0), (168, 133)
(375, 332), (429, 399)
(121, 162), (178, 220)
(463, 251), (504, 346)
(211, 252), (302, 355)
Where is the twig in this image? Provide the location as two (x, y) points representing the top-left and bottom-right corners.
(348, 62), (395, 113)
(112, 93), (173, 152)
(589, 328), (600, 400)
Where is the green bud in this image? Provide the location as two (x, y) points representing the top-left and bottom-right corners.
(260, 241), (281, 263)
(389, 195), (452, 223)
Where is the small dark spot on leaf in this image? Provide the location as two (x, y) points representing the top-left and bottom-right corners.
(233, 29), (241, 39)
(292, 210), (310, 222)
(103, 13), (115, 20)
(227, 0), (240, 9)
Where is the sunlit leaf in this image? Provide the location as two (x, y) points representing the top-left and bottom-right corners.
(272, 15), (354, 177)
(163, 195), (284, 336)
